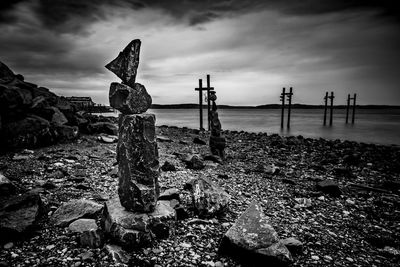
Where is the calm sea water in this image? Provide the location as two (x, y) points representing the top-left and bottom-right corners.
(99, 108), (400, 146)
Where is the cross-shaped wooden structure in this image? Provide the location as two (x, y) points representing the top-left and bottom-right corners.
(195, 74), (214, 131)
(280, 87), (293, 128)
(345, 93), (357, 124)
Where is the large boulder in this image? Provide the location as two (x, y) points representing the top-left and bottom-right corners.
(0, 190), (46, 243)
(105, 39), (141, 87)
(51, 199), (103, 227)
(219, 201), (292, 266)
(109, 82), (152, 114)
(0, 84), (33, 119)
(1, 114), (54, 148)
(185, 177), (230, 217)
(68, 219), (104, 248)
(117, 114), (159, 212)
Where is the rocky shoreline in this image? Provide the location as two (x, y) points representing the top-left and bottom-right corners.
(0, 124), (399, 267)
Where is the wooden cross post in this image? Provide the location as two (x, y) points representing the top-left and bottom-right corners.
(328, 91), (335, 126)
(195, 79), (206, 130)
(323, 92), (328, 126)
(280, 87), (286, 128)
(351, 93), (357, 124)
(286, 87), (293, 128)
(205, 74), (215, 131)
(345, 94), (350, 124)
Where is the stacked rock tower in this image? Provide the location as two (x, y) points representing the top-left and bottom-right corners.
(106, 39), (159, 212)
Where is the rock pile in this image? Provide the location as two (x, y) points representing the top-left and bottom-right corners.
(209, 91), (226, 159)
(0, 61), (117, 149)
(104, 39), (175, 248)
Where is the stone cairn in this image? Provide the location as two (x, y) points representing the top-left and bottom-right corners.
(103, 39), (175, 250)
(209, 91), (226, 159)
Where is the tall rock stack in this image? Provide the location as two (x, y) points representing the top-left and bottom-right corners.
(105, 39), (158, 212)
(209, 91), (226, 159)
(104, 40), (175, 250)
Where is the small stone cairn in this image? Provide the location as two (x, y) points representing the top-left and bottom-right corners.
(209, 91), (226, 159)
(104, 39), (175, 249)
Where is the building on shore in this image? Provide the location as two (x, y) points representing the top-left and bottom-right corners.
(65, 96), (95, 109)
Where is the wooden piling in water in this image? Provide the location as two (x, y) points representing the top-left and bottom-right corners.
(352, 93), (357, 124)
(280, 87), (286, 128)
(346, 94), (350, 124)
(329, 91), (334, 126)
(287, 87), (293, 128)
(323, 92), (328, 126)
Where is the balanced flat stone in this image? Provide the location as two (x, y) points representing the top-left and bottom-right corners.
(109, 82), (152, 114)
(117, 114), (159, 212)
(105, 39), (141, 87)
(51, 199), (103, 227)
(219, 200), (292, 266)
(103, 197), (176, 249)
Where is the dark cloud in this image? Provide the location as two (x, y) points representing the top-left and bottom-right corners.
(0, 0), (399, 33)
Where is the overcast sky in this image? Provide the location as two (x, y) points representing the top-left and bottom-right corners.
(1, 0), (399, 105)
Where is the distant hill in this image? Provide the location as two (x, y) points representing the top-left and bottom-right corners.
(151, 103), (400, 109)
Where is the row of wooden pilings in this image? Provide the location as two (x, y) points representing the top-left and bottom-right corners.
(193, 77), (358, 130)
(280, 88), (357, 128)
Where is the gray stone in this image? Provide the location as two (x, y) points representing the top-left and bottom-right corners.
(105, 39), (141, 87)
(103, 197), (175, 249)
(51, 199), (103, 227)
(0, 190), (46, 242)
(49, 107), (68, 126)
(0, 173), (16, 196)
(161, 161), (176, 172)
(280, 237), (303, 254)
(185, 177), (230, 217)
(316, 180), (342, 197)
(117, 114), (159, 212)
(109, 82), (152, 114)
(0, 60), (15, 84)
(69, 219), (103, 248)
(158, 188), (180, 201)
(186, 154), (205, 170)
(219, 200), (292, 266)
(105, 244), (131, 265)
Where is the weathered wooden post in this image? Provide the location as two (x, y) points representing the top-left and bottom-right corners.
(345, 94), (350, 124)
(280, 87), (286, 128)
(329, 91), (334, 126)
(323, 92), (328, 126)
(206, 74), (214, 131)
(286, 87), (293, 128)
(195, 79), (205, 130)
(352, 93), (357, 124)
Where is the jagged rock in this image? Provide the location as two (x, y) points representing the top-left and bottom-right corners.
(0, 190), (46, 242)
(186, 154), (205, 170)
(51, 199), (103, 227)
(105, 244), (131, 265)
(109, 82), (152, 114)
(161, 161), (176, 172)
(0, 173), (16, 196)
(105, 39), (141, 87)
(185, 177), (230, 217)
(103, 197), (175, 249)
(87, 122), (118, 135)
(49, 107), (68, 125)
(281, 237), (303, 254)
(219, 201), (292, 266)
(316, 180), (342, 197)
(193, 137), (206, 145)
(0, 84), (33, 114)
(69, 219), (104, 248)
(117, 114), (159, 212)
